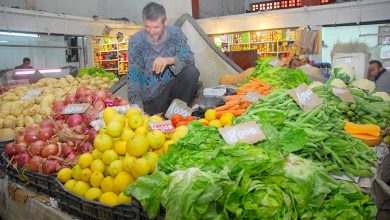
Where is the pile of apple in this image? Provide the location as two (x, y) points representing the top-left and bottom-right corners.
(56, 107), (189, 206)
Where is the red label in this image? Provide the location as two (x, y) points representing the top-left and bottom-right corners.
(149, 120), (175, 133)
(104, 100), (115, 107)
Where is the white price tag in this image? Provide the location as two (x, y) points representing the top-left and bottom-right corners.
(165, 99), (193, 119)
(63, 103), (91, 115)
(289, 84), (322, 111)
(218, 122), (266, 145)
(332, 87), (355, 103)
(20, 88), (42, 100)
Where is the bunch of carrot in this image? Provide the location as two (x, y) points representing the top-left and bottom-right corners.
(213, 78), (277, 118)
(214, 96), (250, 118)
(236, 78), (276, 95)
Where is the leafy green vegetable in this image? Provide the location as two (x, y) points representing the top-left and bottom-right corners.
(245, 58), (311, 89)
(78, 67), (117, 80)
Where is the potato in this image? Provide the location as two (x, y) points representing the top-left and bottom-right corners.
(0, 110), (10, 117)
(3, 118), (16, 128)
(13, 127), (24, 134)
(112, 78), (119, 83)
(24, 116), (34, 126)
(5, 115), (16, 121)
(81, 74), (91, 80)
(1, 102), (12, 111)
(102, 77), (110, 83)
(11, 107), (23, 117)
(66, 75), (75, 83)
(16, 117), (24, 127)
(0, 118), (3, 129)
(33, 114), (44, 124)
(3, 95), (19, 102)
(41, 94), (55, 105)
(40, 106), (52, 117)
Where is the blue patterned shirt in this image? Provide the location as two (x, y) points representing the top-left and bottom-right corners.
(127, 25), (195, 107)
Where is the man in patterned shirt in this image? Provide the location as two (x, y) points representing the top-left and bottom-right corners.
(127, 2), (200, 115)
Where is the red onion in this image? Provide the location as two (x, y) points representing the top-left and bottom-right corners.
(79, 95), (94, 103)
(73, 124), (86, 134)
(29, 140), (45, 156)
(67, 114), (84, 127)
(24, 130), (39, 143)
(79, 142), (92, 153)
(16, 152), (31, 167)
(5, 142), (16, 156)
(15, 141), (28, 154)
(29, 156), (43, 172)
(39, 127), (54, 141)
(118, 99), (129, 106)
(41, 143), (59, 158)
(41, 119), (55, 129)
(61, 143), (75, 157)
(27, 123), (41, 131)
(76, 87), (88, 98)
(95, 90), (108, 99)
(93, 99), (105, 111)
(64, 94), (77, 104)
(42, 159), (61, 174)
(84, 109), (99, 124)
(88, 129), (98, 143)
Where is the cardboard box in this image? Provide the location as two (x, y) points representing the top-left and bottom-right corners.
(331, 53), (370, 79)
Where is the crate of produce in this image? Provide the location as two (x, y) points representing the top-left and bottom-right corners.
(1, 152), (57, 197)
(54, 179), (149, 220)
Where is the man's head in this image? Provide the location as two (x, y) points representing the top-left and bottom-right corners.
(143, 2), (167, 42)
(23, 57), (31, 66)
(368, 60), (384, 80)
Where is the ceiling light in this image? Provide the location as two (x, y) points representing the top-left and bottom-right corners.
(0, 31), (39, 37)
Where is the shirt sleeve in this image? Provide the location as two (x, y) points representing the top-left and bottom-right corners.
(169, 28), (195, 76)
(127, 37), (144, 107)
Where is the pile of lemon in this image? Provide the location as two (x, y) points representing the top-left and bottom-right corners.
(57, 107), (189, 206)
(198, 109), (234, 128)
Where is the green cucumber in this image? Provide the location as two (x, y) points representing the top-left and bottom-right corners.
(364, 95), (384, 102)
(349, 88), (365, 97)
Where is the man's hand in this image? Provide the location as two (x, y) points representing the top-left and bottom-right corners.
(153, 57), (175, 74)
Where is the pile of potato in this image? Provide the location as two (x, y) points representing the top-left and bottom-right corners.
(0, 75), (119, 132)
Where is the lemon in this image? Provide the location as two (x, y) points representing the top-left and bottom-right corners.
(205, 109), (217, 121)
(99, 126), (107, 134)
(163, 140), (174, 153)
(143, 152), (159, 172)
(121, 129), (135, 142)
(220, 112), (234, 126)
(126, 135), (149, 157)
(64, 179), (77, 191)
(175, 125), (189, 134)
(117, 192), (132, 204)
(84, 187), (103, 201)
(71, 165), (82, 181)
(57, 168), (72, 183)
(134, 126), (147, 136)
(94, 133), (114, 152)
(92, 149), (103, 159)
(127, 114), (144, 130)
(131, 158), (150, 179)
(209, 119), (222, 128)
(102, 150), (119, 165)
(80, 168), (92, 183)
(146, 130), (165, 149)
(114, 171), (134, 192)
(78, 153), (93, 169)
(198, 118), (209, 126)
(110, 114), (126, 127)
(149, 115), (163, 122)
(103, 107), (119, 125)
(108, 160), (123, 177)
(171, 126), (189, 141)
(90, 159), (106, 173)
(99, 192), (118, 206)
(90, 172), (105, 187)
(101, 176), (115, 193)
(125, 108), (141, 120)
(122, 156), (137, 173)
(106, 121), (123, 138)
(72, 181), (90, 197)
(114, 140), (127, 155)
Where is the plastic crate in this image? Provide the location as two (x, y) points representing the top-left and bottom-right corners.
(1, 152), (57, 197)
(54, 179), (151, 220)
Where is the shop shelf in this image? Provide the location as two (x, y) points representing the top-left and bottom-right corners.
(54, 179), (152, 220)
(100, 50), (118, 53)
(100, 59), (119, 62)
(1, 152), (57, 197)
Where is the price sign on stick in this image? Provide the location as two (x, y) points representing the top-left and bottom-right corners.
(219, 122), (266, 145)
(63, 103), (91, 115)
(165, 99), (193, 119)
(149, 120), (175, 133)
(20, 88), (42, 100)
(332, 87), (355, 103)
(289, 84), (322, 111)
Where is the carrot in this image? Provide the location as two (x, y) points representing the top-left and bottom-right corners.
(214, 100), (240, 111)
(225, 95), (244, 102)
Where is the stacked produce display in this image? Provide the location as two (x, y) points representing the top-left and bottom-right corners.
(0, 57), (389, 219)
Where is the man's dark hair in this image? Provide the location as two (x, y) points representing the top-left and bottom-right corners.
(142, 2), (166, 22)
(369, 60), (383, 68)
(23, 57), (30, 63)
